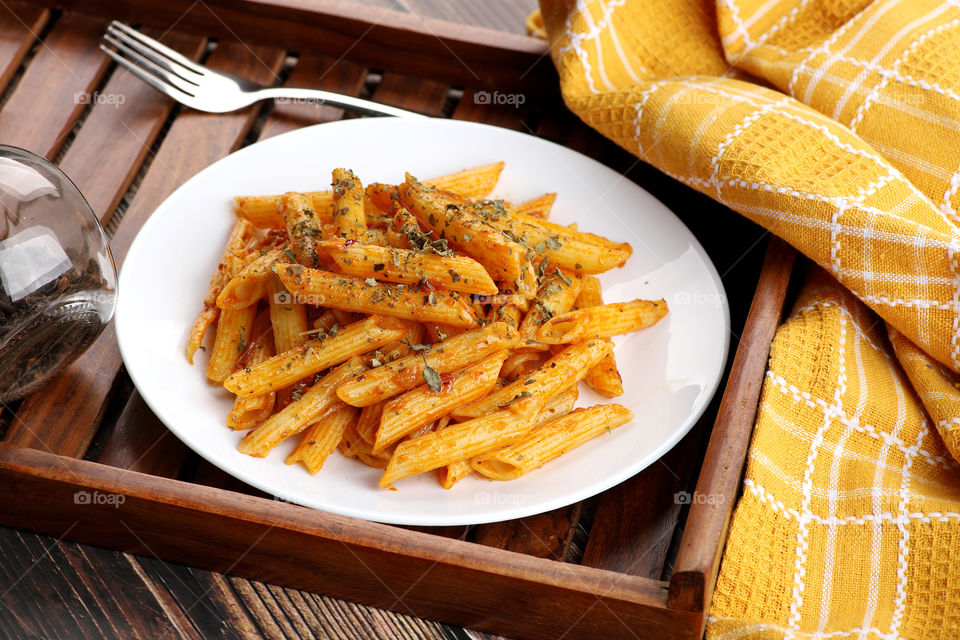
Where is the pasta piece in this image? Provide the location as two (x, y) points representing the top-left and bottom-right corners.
(206, 305), (258, 383)
(452, 339), (613, 420)
(508, 193), (556, 219)
(472, 201), (631, 274)
(379, 410), (532, 487)
(286, 403), (358, 474)
(237, 356), (366, 456)
(227, 309), (276, 430)
(317, 238), (498, 295)
(517, 268), (581, 351)
(489, 285), (530, 329)
(331, 168), (366, 240)
(223, 315), (406, 397)
(537, 299), (669, 344)
(373, 351), (508, 453)
(399, 176), (538, 297)
(438, 386), (576, 489)
(355, 399), (386, 445)
(336, 322), (519, 407)
(234, 163), (504, 229)
(576, 276), (623, 397)
(500, 351), (544, 382)
(472, 404), (634, 480)
(186, 219), (256, 363)
(266, 276), (309, 353)
(281, 192), (324, 267)
(216, 247), (283, 310)
(274, 263), (477, 327)
(438, 460), (472, 489)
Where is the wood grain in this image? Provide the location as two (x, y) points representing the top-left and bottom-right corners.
(0, 528), (185, 640)
(0, 2), (49, 95)
(58, 31), (207, 222)
(370, 71), (449, 117)
(0, 444), (703, 640)
(45, 0), (553, 92)
(6, 43), (285, 460)
(0, 12), (110, 159)
(667, 237), (796, 613)
(96, 391), (188, 477)
(258, 53), (368, 140)
(582, 424), (704, 579)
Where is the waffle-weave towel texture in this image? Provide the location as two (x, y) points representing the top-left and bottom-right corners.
(534, 1), (960, 637)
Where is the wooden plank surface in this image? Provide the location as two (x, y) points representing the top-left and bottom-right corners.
(258, 54), (368, 140)
(47, 0), (552, 92)
(0, 444), (702, 640)
(0, 12), (110, 159)
(0, 2), (49, 95)
(4, 32), (207, 458)
(668, 237), (796, 613)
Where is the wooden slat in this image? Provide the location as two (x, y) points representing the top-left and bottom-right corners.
(96, 392), (187, 477)
(668, 237), (796, 613)
(47, 0), (554, 92)
(370, 71), (449, 117)
(581, 424), (704, 578)
(5, 42), (285, 459)
(0, 444), (704, 640)
(0, 527), (184, 640)
(0, 2), (49, 95)
(453, 87), (530, 130)
(59, 31), (207, 221)
(258, 53), (368, 140)
(0, 12), (110, 159)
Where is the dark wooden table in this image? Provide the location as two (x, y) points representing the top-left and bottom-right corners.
(0, 1), (775, 638)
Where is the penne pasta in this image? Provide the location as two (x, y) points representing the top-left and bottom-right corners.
(355, 399), (386, 445)
(576, 276), (623, 398)
(399, 176), (538, 298)
(281, 192), (324, 267)
(452, 339), (613, 421)
(517, 268), (582, 351)
(472, 404), (634, 480)
(266, 276), (309, 353)
(508, 193), (556, 219)
(226, 309), (276, 430)
(537, 299), (669, 344)
(317, 238), (498, 295)
(216, 247), (283, 310)
(187, 218), (257, 363)
(191, 162), (669, 488)
(331, 168), (367, 240)
(380, 410), (532, 487)
(438, 385), (578, 489)
(473, 201), (632, 274)
(237, 356), (366, 457)
(224, 315), (406, 397)
(335, 322), (519, 407)
(205, 305), (258, 383)
(286, 403), (358, 474)
(274, 263), (478, 328)
(373, 351), (508, 453)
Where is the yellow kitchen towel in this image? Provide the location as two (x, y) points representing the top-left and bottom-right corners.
(532, 0), (960, 637)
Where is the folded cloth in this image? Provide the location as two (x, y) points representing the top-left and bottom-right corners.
(533, 1), (960, 636)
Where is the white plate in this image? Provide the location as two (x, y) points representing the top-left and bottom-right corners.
(116, 118), (729, 526)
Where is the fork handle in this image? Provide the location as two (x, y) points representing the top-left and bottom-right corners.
(256, 87), (427, 119)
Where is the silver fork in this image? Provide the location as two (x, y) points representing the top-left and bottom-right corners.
(100, 21), (425, 119)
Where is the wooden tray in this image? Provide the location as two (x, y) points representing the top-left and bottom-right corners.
(0, 2), (798, 638)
